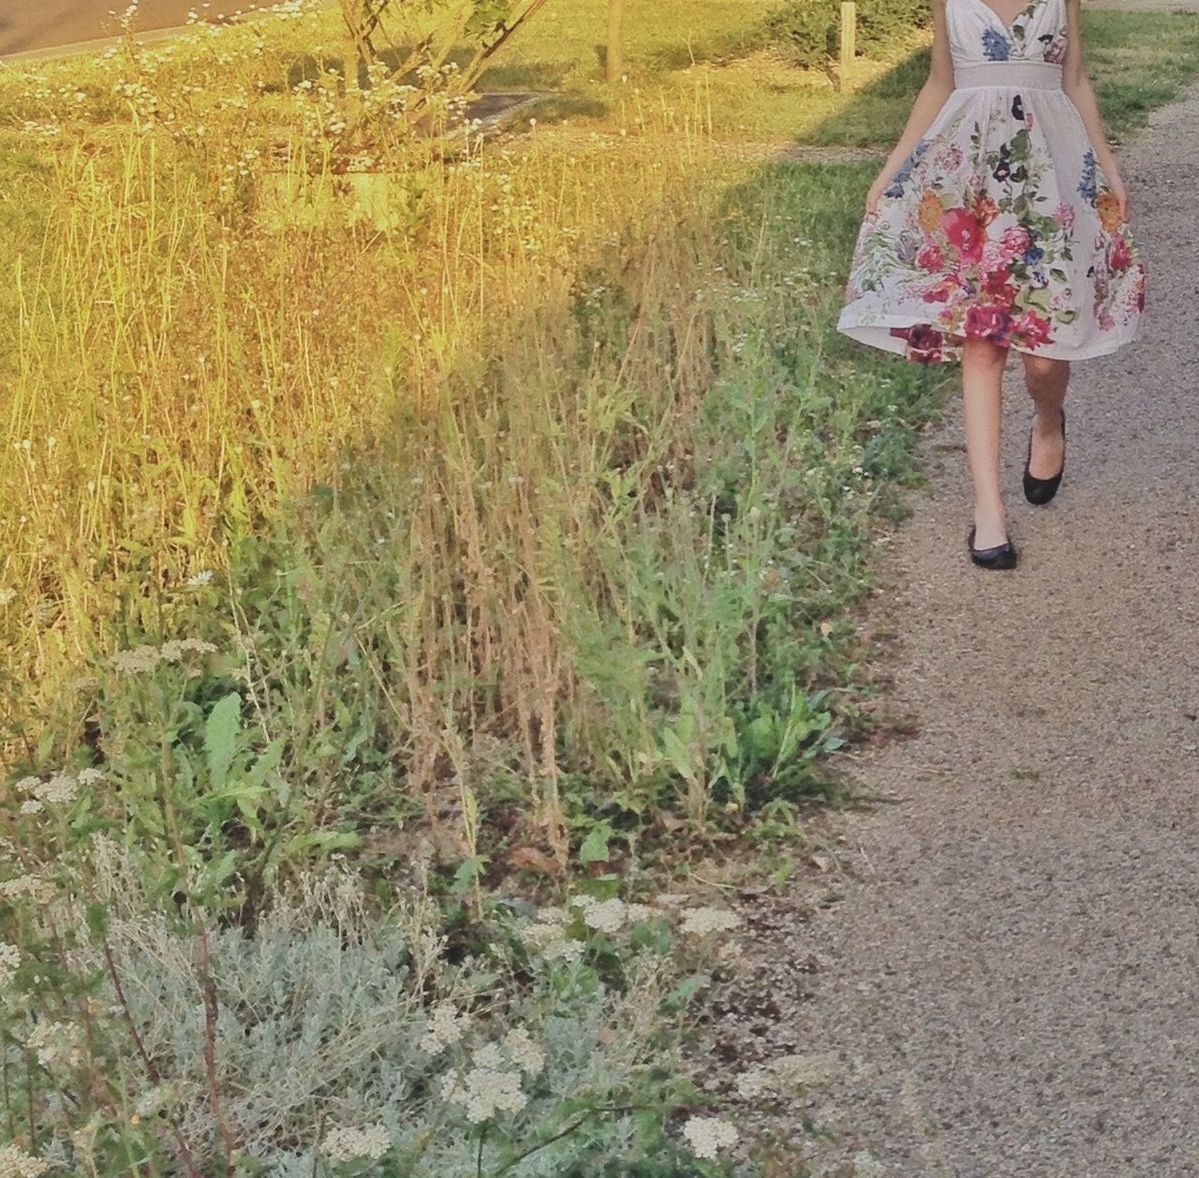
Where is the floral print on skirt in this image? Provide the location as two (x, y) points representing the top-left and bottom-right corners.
(837, 0), (1145, 363)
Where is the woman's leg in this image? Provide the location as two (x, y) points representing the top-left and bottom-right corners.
(1021, 353), (1070, 478)
(961, 338), (1009, 548)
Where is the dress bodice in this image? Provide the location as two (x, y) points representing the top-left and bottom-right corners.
(948, 0), (1068, 68)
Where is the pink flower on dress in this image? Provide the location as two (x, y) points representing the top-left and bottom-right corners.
(1110, 236), (1133, 272)
(1013, 309), (1053, 348)
(1000, 225), (1032, 258)
(964, 303), (1013, 342)
(1098, 311), (1116, 331)
(942, 208), (984, 263)
(1052, 202), (1075, 230)
(916, 240), (945, 271)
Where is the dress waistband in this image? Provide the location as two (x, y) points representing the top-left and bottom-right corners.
(954, 61), (1064, 89)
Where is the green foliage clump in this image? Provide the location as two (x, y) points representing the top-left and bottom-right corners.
(762, 0), (931, 68)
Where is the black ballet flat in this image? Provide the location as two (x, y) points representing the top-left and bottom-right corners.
(1023, 407), (1066, 506)
(967, 526), (1018, 570)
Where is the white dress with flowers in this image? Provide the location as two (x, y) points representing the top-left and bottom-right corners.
(837, 0), (1145, 363)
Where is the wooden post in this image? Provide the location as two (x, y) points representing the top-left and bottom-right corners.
(839, 0), (856, 89)
(606, 0), (626, 82)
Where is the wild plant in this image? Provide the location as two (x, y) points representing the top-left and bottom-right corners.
(1, 844), (752, 1175)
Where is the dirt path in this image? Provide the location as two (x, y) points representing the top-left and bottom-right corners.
(711, 84), (1199, 1176)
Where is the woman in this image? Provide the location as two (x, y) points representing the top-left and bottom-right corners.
(837, 0), (1146, 569)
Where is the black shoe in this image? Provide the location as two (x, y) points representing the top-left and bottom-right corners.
(967, 525), (1018, 570)
(1023, 408), (1066, 506)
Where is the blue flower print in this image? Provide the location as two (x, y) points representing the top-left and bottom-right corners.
(1077, 148), (1098, 204)
(982, 27), (1012, 60)
(884, 138), (931, 199)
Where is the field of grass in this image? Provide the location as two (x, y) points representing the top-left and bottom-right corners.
(2, 0), (1199, 1171)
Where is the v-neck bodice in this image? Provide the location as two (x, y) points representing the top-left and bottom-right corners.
(948, 0), (1068, 68)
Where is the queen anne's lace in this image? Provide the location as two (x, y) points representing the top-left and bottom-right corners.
(0, 1143), (50, 1177)
(680, 906), (742, 935)
(681, 1115), (739, 1159)
(321, 1124), (390, 1162)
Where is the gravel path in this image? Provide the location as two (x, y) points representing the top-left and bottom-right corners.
(710, 84), (1199, 1176)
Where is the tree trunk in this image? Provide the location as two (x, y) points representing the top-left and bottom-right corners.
(606, 0), (626, 83)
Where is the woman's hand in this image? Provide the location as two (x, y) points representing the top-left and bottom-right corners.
(1108, 169), (1131, 221)
(865, 174), (890, 215)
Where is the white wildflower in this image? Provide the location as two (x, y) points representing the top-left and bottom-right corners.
(185, 570), (214, 588)
(18, 801), (43, 816)
(418, 1002), (470, 1054)
(542, 936), (583, 963)
(32, 773), (78, 806)
(26, 1020), (83, 1068)
(76, 767), (105, 787)
(161, 638), (215, 661)
(503, 1027), (545, 1075)
(519, 921), (583, 963)
(322, 1123), (390, 1162)
(442, 1063), (527, 1122)
(534, 905), (567, 924)
(680, 906), (742, 936)
(0, 942), (20, 986)
(0, 876), (52, 903)
(108, 638), (216, 672)
(12, 776), (40, 794)
(0, 1143), (50, 1177)
(580, 897), (626, 933)
(566, 891), (597, 912)
(625, 903), (656, 923)
(681, 1115), (739, 1159)
(106, 644), (161, 673)
(472, 1042), (505, 1070)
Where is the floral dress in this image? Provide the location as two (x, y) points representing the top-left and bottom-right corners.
(837, 0), (1145, 363)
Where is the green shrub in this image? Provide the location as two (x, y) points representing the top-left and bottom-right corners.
(762, 0), (839, 68)
(763, 0), (930, 68)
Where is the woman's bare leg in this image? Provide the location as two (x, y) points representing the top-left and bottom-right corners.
(961, 337), (1009, 548)
(1021, 353), (1069, 478)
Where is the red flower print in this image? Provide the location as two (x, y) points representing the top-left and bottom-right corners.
(942, 208), (984, 263)
(964, 302), (1013, 343)
(891, 324), (944, 363)
(1012, 309), (1053, 348)
(981, 268), (1017, 304)
(916, 240), (945, 271)
(922, 272), (963, 304)
(1110, 236), (1133, 272)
